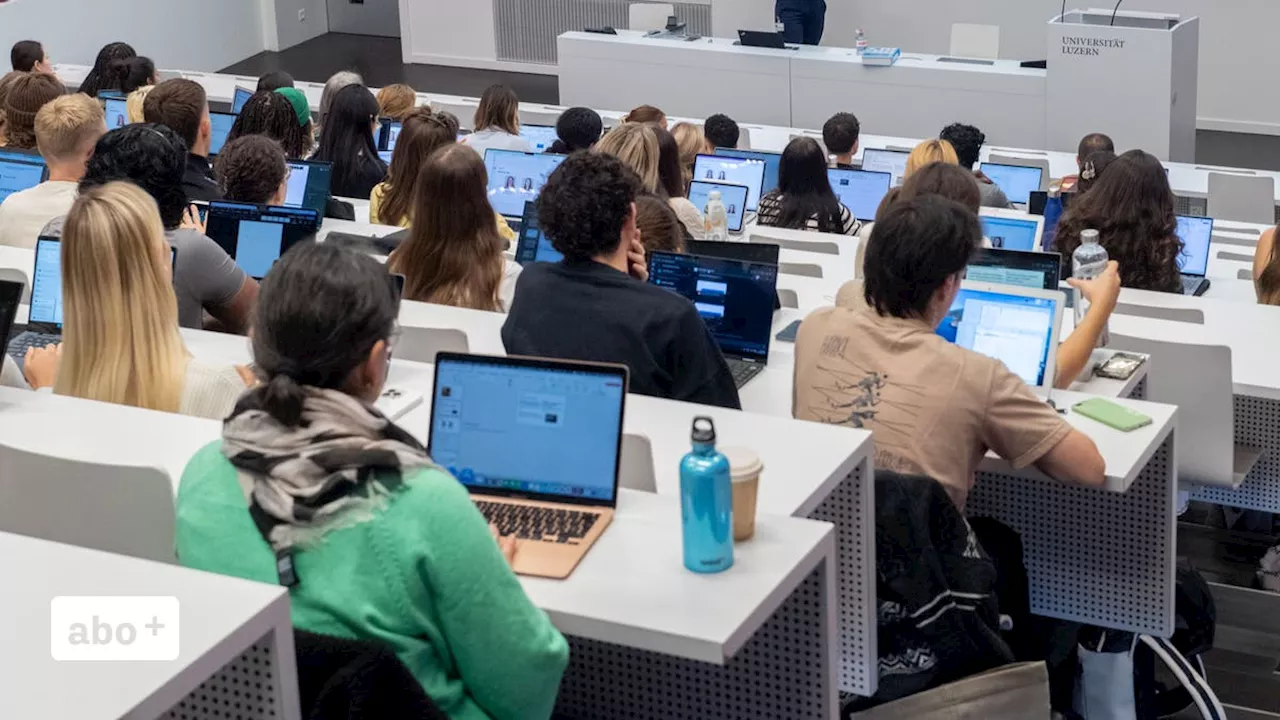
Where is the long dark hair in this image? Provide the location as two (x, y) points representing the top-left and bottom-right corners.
(106, 56), (155, 94)
(769, 136), (845, 233)
(377, 107), (459, 226)
(311, 84), (386, 198)
(1056, 149), (1182, 293)
(79, 42), (136, 98)
(653, 126), (685, 199)
(227, 91), (312, 159)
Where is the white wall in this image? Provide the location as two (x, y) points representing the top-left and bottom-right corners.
(275, 0), (330, 50)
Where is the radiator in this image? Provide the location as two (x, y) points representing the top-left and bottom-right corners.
(495, 0), (713, 65)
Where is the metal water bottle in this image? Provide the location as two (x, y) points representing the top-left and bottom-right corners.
(680, 416), (733, 573)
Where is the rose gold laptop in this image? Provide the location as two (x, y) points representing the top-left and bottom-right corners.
(428, 353), (628, 579)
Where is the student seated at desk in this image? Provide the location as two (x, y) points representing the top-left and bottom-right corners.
(823, 112), (860, 169)
(102, 56), (156, 97)
(856, 159), (975, 276)
(76, 41), (135, 99)
(175, 242), (568, 720)
(144, 79), (222, 202)
(1056, 150), (1183, 294)
(671, 121), (710, 186)
(502, 152), (741, 410)
(1075, 150), (1115, 196)
(757, 136), (860, 236)
(214, 135), (288, 205)
(256, 70), (294, 93)
(0, 94), (104, 250)
(226, 89), (313, 160)
(655, 125), (705, 240)
(461, 84), (533, 156)
(125, 84), (153, 124)
(2, 71), (65, 150)
(317, 71), (362, 135)
(23, 182), (251, 418)
(546, 106), (603, 155)
(635, 192), (687, 253)
(940, 123), (1013, 209)
(703, 113), (738, 150)
(623, 104), (668, 130)
(794, 195), (1106, 511)
(1062, 132), (1115, 193)
(311, 84), (387, 200)
(0, 71), (23, 144)
(387, 145), (522, 311)
(10, 40), (53, 74)
(1252, 225), (1280, 305)
(376, 83), (417, 122)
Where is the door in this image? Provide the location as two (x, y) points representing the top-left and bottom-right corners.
(326, 0), (400, 37)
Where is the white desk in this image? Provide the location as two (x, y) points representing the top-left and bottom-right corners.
(0, 531), (300, 720)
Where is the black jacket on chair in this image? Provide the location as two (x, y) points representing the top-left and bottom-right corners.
(294, 630), (448, 720)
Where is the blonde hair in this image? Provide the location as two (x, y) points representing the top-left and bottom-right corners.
(376, 84), (417, 121)
(595, 123), (660, 193)
(54, 182), (189, 412)
(671, 122), (709, 189)
(905, 139), (959, 178)
(35, 94), (105, 162)
(126, 85), (153, 124)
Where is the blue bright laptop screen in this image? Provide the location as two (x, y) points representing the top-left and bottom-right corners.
(103, 98), (129, 130)
(519, 124), (559, 154)
(513, 202), (564, 265)
(429, 356), (625, 503)
(688, 180), (749, 233)
(693, 154), (766, 212)
(208, 111), (236, 155)
(936, 289), (1057, 387)
(648, 251), (778, 362)
(232, 87), (253, 114)
(484, 149), (566, 218)
(827, 168), (891, 221)
(860, 148), (909, 186)
(0, 159), (45, 203)
(29, 237), (63, 326)
(979, 163), (1043, 205)
(1175, 215), (1213, 276)
(713, 148), (781, 197)
(980, 216), (1039, 251)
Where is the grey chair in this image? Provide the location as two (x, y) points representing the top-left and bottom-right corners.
(737, 126), (753, 150)
(394, 327), (469, 364)
(619, 434), (657, 492)
(989, 153), (1052, 192)
(777, 288), (799, 309)
(1207, 172), (1275, 224)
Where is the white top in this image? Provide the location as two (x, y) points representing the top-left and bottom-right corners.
(0, 181), (76, 250)
(463, 128), (534, 156)
(178, 358), (247, 420)
(668, 196), (705, 241)
(500, 258), (522, 312)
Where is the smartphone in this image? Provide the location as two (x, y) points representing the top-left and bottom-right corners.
(1072, 398), (1153, 432)
(1095, 352), (1145, 381)
(775, 319), (801, 343)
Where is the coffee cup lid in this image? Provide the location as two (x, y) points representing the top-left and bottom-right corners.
(720, 446), (763, 481)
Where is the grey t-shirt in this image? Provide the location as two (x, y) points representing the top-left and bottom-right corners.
(39, 220), (247, 329)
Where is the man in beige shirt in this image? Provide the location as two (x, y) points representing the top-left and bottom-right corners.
(793, 194), (1105, 511)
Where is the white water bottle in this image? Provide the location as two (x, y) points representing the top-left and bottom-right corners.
(855, 29), (868, 55)
(704, 190), (729, 242)
(1072, 228), (1109, 347)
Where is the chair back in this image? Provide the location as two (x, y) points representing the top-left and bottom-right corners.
(779, 261), (824, 279)
(989, 153), (1052, 192)
(394, 327), (470, 364)
(1208, 172), (1276, 224)
(949, 23), (1002, 59)
(620, 434), (657, 492)
(1112, 303), (1205, 324)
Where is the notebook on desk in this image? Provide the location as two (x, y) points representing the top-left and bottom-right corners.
(7, 237), (63, 366)
(1176, 215), (1213, 296)
(427, 352), (627, 579)
(936, 281), (1065, 390)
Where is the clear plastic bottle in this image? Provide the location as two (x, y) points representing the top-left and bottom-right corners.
(704, 190), (729, 242)
(1072, 228), (1110, 346)
(680, 417), (733, 574)
(855, 29), (868, 55)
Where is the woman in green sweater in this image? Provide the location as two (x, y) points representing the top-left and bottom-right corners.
(175, 242), (569, 720)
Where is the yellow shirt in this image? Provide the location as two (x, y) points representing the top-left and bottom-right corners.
(369, 182), (516, 244)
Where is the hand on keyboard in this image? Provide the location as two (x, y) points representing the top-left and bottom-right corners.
(489, 523), (518, 567)
(22, 342), (61, 390)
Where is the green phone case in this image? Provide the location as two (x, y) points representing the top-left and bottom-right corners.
(1072, 398), (1153, 432)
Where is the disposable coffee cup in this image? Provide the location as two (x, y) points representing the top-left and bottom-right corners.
(722, 446), (763, 542)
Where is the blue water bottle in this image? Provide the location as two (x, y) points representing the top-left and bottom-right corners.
(680, 416), (733, 573)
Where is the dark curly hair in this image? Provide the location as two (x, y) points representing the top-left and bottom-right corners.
(80, 123), (190, 229)
(547, 106), (602, 154)
(939, 123), (986, 170)
(78, 42), (136, 98)
(1055, 149), (1182, 293)
(864, 195), (981, 318)
(227, 91), (311, 159)
(703, 113), (739, 150)
(215, 135), (288, 204)
(539, 152), (641, 262)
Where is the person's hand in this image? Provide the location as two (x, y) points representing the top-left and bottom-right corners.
(1066, 260), (1121, 315)
(180, 204), (206, 234)
(235, 364), (259, 387)
(490, 523), (518, 567)
(627, 234), (648, 282)
(23, 343), (61, 389)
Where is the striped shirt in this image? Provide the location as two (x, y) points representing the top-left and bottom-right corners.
(756, 191), (861, 236)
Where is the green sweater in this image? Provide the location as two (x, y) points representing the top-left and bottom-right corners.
(175, 442), (569, 720)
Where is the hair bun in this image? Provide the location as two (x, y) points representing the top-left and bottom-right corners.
(260, 373), (307, 426)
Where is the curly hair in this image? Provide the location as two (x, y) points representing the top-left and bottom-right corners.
(1055, 149), (1183, 293)
(215, 135), (288, 204)
(79, 42), (136, 99)
(547, 106), (602, 154)
(539, 152), (642, 262)
(703, 113), (739, 150)
(80, 123), (190, 229)
(939, 123), (986, 170)
(822, 112), (860, 156)
(226, 91), (311, 159)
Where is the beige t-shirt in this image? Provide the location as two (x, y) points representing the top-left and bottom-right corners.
(0, 181), (77, 250)
(792, 305), (1071, 511)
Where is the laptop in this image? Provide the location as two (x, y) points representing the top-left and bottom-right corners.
(693, 153), (767, 212)
(204, 201), (321, 279)
(967, 248), (1062, 291)
(826, 167), (892, 222)
(483, 148), (567, 220)
(513, 201), (564, 266)
(0, 146), (41, 164)
(231, 87), (254, 114)
(103, 97), (129, 130)
(283, 159), (333, 214)
(713, 148), (781, 196)
(688, 180), (749, 233)
(207, 111), (236, 156)
(377, 117), (403, 158)
(738, 30), (791, 49)
(978, 163), (1044, 206)
(519, 124), (559, 154)
(96, 90), (126, 100)
(1176, 215), (1213, 296)
(686, 240), (780, 266)
(0, 157), (48, 203)
(6, 237), (63, 364)
(427, 352), (627, 579)
(978, 210), (1045, 252)
(935, 281), (1065, 390)
(648, 250), (779, 388)
(860, 148), (910, 186)
(0, 277), (22, 346)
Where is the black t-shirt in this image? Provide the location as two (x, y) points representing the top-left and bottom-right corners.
(184, 154), (223, 203)
(502, 260), (742, 410)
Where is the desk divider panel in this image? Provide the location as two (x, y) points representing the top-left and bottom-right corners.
(162, 628), (295, 720)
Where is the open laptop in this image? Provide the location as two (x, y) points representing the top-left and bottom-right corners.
(232, 87), (254, 114)
(513, 201), (564, 266)
(0, 157), (48, 203)
(935, 281), (1065, 390)
(978, 163), (1044, 206)
(204, 202), (321, 279)
(688, 180), (749, 233)
(7, 237), (63, 364)
(1176, 215), (1213, 296)
(687, 239), (783, 311)
(483, 148), (567, 221)
(207, 111), (236, 156)
(713, 148), (781, 197)
(693, 154), (766, 212)
(648, 250), (779, 388)
(827, 167), (892, 222)
(103, 97), (129, 130)
(427, 352), (626, 579)
(519, 124), (559, 154)
(0, 278), (25, 364)
(978, 210), (1045, 252)
(738, 30), (792, 49)
(967, 248), (1062, 291)
(860, 148), (909, 186)
(283, 159), (333, 215)
(376, 118), (403, 163)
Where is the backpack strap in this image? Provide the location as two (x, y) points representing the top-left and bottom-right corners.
(1137, 635), (1224, 720)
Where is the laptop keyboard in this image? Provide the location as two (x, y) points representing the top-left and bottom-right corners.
(728, 359), (764, 388)
(6, 331), (60, 365)
(1181, 275), (1208, 296)
(476, 501), (599, 543)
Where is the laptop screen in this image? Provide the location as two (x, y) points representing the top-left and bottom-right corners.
(0, 147), (41, 164)
(284, 160), (332, 214)
(967, 248), (1062, 291)
(1176, 215), (1213, 276)
(232, 87), (253, 114)
(936, 287), (1058, 387)
(519, 124), (558, 154)
(428, 354), (626, 505)
(827, 168), (892, 221)
(484, 149), (567, 218)
(513, 202), (564, 265)
(980, 215), (1040, 251)
(29, 237), (63, 327)
(205, 202), (320, 279)
(979, 163), (1043, 205)
(688, 180), (749, 232)
(686, 239), (780, 265)
(103, 98), (129, 130)
(861, 148), (909, 186)
(208, 111), (236, 155)
(0, 159), (46, 203)
(648, 251), (778, 362)
(693, 154), (766, 212)
(377, 118), (403, 153)
(713, 148), (781, 197)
